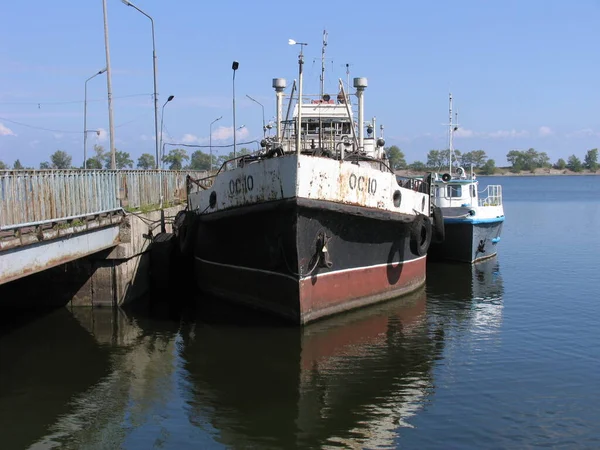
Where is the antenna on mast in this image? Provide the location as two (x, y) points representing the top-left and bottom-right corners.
(320, 29), (327, 97)
(448, 93), (454, 174)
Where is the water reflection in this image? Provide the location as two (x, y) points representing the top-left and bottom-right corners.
(0, 259), (505, 450)
(179, 288), (444, 449)
(426, 256), (505, 337)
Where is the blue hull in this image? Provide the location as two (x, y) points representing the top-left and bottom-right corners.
(428, 219), (503, 263)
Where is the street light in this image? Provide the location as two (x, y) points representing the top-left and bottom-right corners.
(159, 95), (174, 168)
(232, 61), (239, 158)
(83, 68), (106, 169)
(289, 38), (307, 154)
(246, 94), (266, 137)
(210, 116), (222, 171)
(122, 0), (159, 169)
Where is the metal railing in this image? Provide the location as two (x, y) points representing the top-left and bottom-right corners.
(0, 169), (208, 230)
(478, 185), (503, 207)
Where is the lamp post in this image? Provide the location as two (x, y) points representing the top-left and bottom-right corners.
(289, 39), (307, 154)
(122, 0), (159, 169)
(84, 68), (106, 169)
(210, 116), (222, 171)
(101, 0), (116, 169)
(246, 94), (266, 137)
(159, 95), (174, 168)
(232, 61), (239, 158)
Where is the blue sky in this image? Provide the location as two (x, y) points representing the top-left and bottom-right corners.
(2, 0), (600, 168)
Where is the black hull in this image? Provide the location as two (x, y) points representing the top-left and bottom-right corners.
(428, 220), (503, 263)
(193, 198), (427, 324)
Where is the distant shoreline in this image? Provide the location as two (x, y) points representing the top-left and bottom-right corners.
(395, 168), (599, 177)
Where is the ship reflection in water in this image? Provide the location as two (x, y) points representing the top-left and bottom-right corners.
(0, 257), (504, 450)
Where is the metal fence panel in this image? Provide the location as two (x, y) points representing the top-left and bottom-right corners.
(0, 169), (208, 229)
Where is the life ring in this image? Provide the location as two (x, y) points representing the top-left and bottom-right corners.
(431, 206), (445, 243)
(441, 173), (451, 182)
(178, 212), (198, 256)
(410, 214), (432, 256)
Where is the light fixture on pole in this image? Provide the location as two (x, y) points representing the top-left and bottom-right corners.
(232, 61), (239, 158)
(288, 38), (307, 154)
(210, 115), (222, 171)
(84, 68), (106, 169)
(159, 94), (174, 168)
(246, 94), (266, 137)
(121, 0), (160, 169)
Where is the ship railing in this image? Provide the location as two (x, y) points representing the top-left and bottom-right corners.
(479, 185), (502, 207)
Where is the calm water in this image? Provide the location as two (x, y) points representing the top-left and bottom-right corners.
(1, 175), (600, 449)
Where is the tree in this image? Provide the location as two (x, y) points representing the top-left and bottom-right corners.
(137, 153), (156, 170)
(567, 154), (583, 172)
(85, 158), (102, 169)
(554, 158), (566, 170)
(13, 159), (23, 170)
(112, 150), (133, 169)
(480, 159), (496, 175)
(461, 150), (488, 168)
(0, 161), (7, 169)
(216, 148), (250, 169)
(189, 150), (211, 171)
(162, 148), (189, 170)
(50, 150), (72, 169)
(39, 161), (51, 169)
(584, 148), (598, 172)
(385, 146), (406, 170)
(409, 161), (427, 171)
(426, 150), (445, 170)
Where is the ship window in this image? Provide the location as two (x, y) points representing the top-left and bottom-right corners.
(448, 185), (462, 197)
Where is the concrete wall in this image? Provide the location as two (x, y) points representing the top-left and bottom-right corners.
(0, 205), (185, 309)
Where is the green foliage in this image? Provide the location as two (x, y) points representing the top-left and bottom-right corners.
(137, 153), (156, 170)
(480, 159), (496, 175)
(409, 161), (427, 171)
(50, 150), (72, 169)
(554, 158), (566, 170)
(385, 146), (406, 170)
(85, 158), (102, 169)
(567, 154), (583, 172)
(584, 148), (598, 171)
(162, 148), (189, 170)
(461, 150), (488, 168)
(109, 150), (133, 169)
(215, 148), (250, 169)
(189, 150), (211, 171)
(506, 148), (549, 172)
(0, 161), (7, 169)
(426, 150), (445, 170)
(13, 159), (23, 170)
(39, 161), (51, 169)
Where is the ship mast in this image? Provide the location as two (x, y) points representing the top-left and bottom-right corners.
(320, 29), (327, 97)
(448, 92), (455, 174)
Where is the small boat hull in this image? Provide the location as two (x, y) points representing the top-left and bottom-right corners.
(428, 217), (503, 263)
(192, 198), (427, 324)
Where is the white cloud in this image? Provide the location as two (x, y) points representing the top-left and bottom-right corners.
(211, 125), (249, 141)
(454, 128), (475, 138)
(486, 129), (529, 139)
(538, 126), (553, 137)
(181, 133), (201, 144)
(565, 128), (600, 138)
(53, 132), (64, 139)
(140, 134), (151, 141)
(0, 122), (16, 136)
(29, 140), (40, 148)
